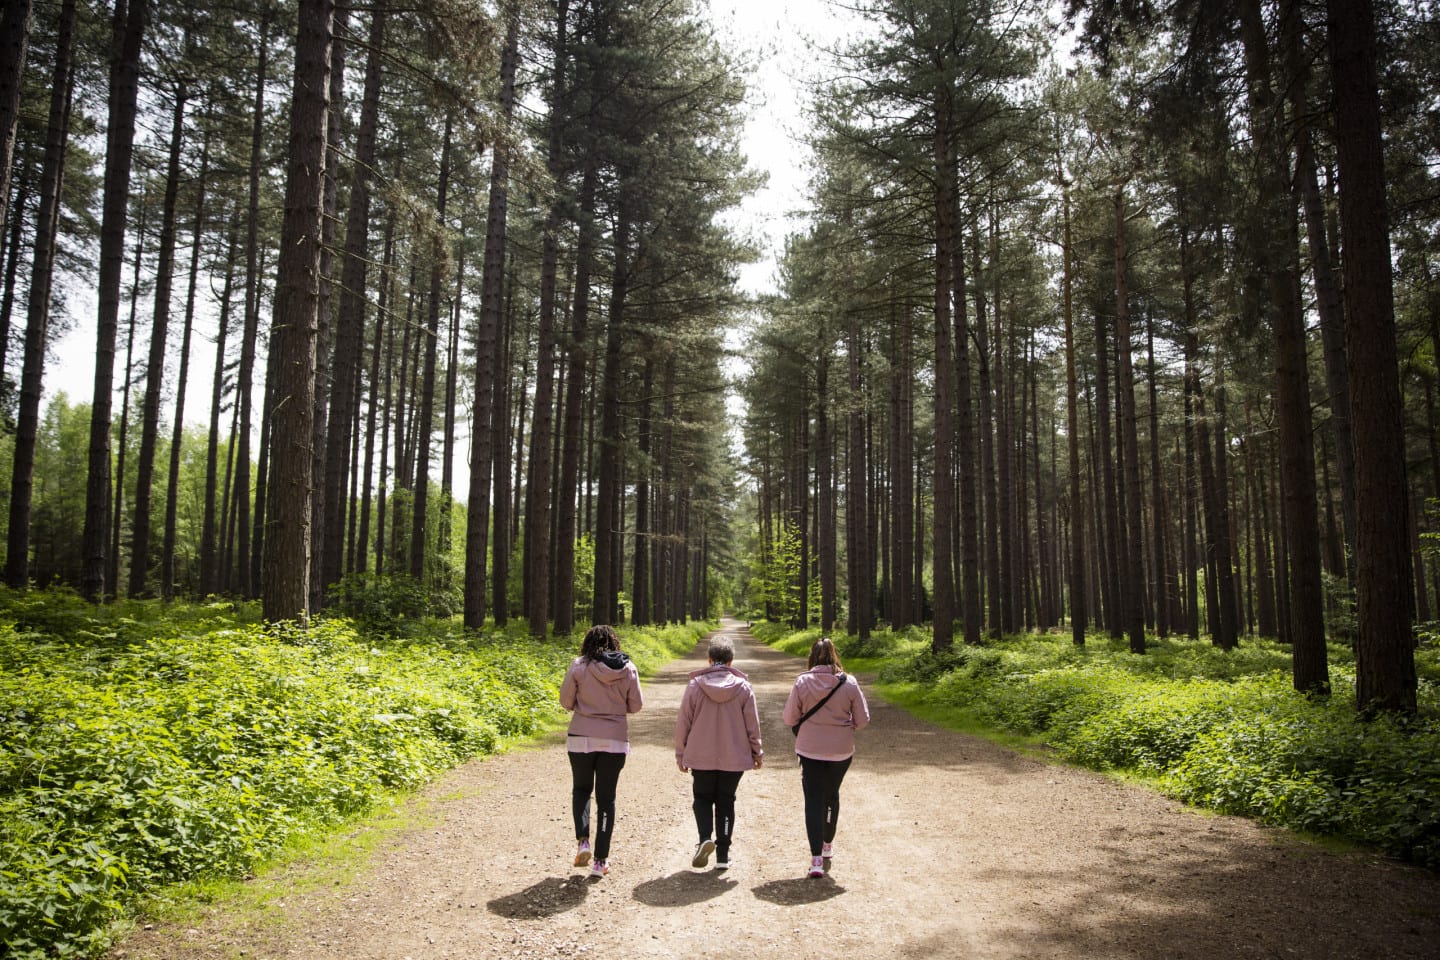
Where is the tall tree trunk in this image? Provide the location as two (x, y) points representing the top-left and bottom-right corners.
(112, 199), (147, 598)
(1213, 371), (1241, 648)
(1115, 186), (1146, 653)
(974, 227), (1000, 639)
(1061, 176), (1087, 644)
(592, 202), (630, 627)
(463, 12), (518, 628)
(80, 0), (148, 602)
(817, 351), (836, 631)
(1241, 0), (1327, 692)
(308, 5), (346, 609)
(554, 162), (597, 634)
(1248, 401), (1279, 636)
(1180, 226), (1201, 640)
(323, 4), (386, 592)
(162, 128), (210, 599)
(5, 0), (74, 589)
(929, 92), (955, 651)
(0, 0), (33, 237)
(233, 9), (271, 597)
(491, 256), (516, 622)
(261, 0), (334, 622)
(129, 80), (189, 598)
(0, 156), (28, 386)
(631, 353), (654, 627)
(358, 219), (394, 575)
(1093, 294), (1121, 639)
(409, 113), (452, 583)
(1327, 0), (1416, 713)
(199, 214), (239, 597)
(1147, 308), (1169, 636)
(524, 0), (568, 635)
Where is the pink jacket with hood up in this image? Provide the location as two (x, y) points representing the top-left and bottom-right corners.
(674, 663), (763, 773)
(782, 664), (870, 761)
(560, 651), (643, 741)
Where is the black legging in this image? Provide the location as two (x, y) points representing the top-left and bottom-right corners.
(799, 755), (852, 857)
(690, 769), (745, 855)
(569, 751), (627, 860)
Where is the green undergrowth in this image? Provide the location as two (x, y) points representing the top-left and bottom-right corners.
(0, 587), (708, 958)
(752, 619), (1440, 870)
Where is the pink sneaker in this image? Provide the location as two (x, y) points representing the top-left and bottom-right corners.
(591, 859), (609, 878)
(807, 856), (824, 878)
(821, 842), (833, 860)
(574, 840), (592, 867)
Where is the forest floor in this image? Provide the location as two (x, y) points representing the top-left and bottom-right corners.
(113, 619), (1440, 960)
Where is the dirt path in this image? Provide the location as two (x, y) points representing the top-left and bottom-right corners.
(116, 619), (1440, 959)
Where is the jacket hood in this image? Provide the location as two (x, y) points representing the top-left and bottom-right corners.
(589, 650), (632, 682)
(689, 663), (750, 703)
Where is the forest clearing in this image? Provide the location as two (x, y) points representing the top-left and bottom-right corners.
(2, 0), (1439, 955)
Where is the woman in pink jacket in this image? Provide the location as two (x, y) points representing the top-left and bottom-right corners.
(674, 637), (763, 871)
(782, 637), (869, 878)
(560, 624), (643, 878)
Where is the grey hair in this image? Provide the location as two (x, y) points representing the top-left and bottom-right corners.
(708, 638), (734, 665)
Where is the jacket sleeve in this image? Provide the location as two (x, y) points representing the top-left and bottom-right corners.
(849, 679), (871, 732)
(744, 686), (763, 758)
(625, 664), (643, 714)
(781, 680), (802, 727)
(559, 661), (579, 712)
(674, 684), (696, 760)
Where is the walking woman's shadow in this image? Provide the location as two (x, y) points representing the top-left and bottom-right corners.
(751, 876), (846, 905)
(487, 876), (590, 918)
(632, 870), (739, 906)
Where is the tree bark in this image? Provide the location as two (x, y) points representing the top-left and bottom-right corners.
(323, 4), (386, 591)
(261, 0), (334, 622)
(554, 162), (597, 634)
(929, 91), (955, 651)
(1061, 177), (1086, 644)
(162, 129), (210, 599)
(129, 81), (190, 598)
(0, 0), (33, 240)
(1327, 0), (1417, 713)
(199, 214), (239, 596)
(463, 11), (519, 629)
(409, 112), (452, 583)
(80, 0), (148, 602)
(1114, 186), (1146, 653)
(5, 0), (74, 589)
(233, 9), (271, 597)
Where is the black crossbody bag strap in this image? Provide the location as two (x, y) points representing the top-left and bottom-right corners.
(791, 673), (847, 735)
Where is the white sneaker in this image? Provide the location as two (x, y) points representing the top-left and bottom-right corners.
(821, 841), (833, 860)
(574, 840), (592, 867)
(590, 859), (609, 878)
(714, 853), (731, 870)
(807, 856), (824, 878)
(692, 839), (716, 868)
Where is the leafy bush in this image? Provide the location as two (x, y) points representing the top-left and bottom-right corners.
(753, 621), (1440, 869)
(0, 589), (709, 958)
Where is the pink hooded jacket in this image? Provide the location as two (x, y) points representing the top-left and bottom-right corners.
(782, 665), (870, 761)
(674, 663), (763, 773)
(560, 652), (643, 741)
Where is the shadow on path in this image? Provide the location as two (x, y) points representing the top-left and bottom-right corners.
(632, 870), (740, 906)
(486, 875), (590, 919)
(751, 877), (847, 906)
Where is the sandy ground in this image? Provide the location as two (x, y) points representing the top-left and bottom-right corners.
(114, 619), (1440, 960)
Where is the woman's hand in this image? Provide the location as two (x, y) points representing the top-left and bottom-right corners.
(753, 755), (764, 770)
(677, 760), (689, 773)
